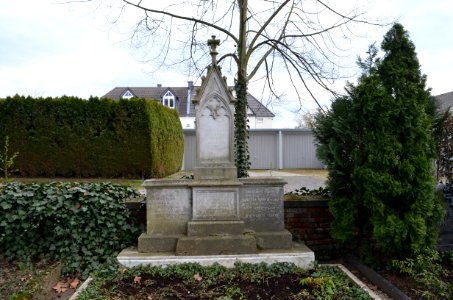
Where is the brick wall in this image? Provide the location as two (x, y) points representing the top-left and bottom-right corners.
(284, 198), (342, 259)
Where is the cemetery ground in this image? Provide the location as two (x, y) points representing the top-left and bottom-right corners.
(1, 170), (452, 299)
(2, 252), (452, 299)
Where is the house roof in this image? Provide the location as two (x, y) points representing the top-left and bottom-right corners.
(102, 86), (275, 118)
(435, 91), (453, 112)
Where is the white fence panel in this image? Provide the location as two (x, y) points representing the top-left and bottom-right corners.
(182, 129), (323, 170)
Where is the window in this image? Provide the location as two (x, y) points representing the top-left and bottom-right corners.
(163, 91), (175, 108)
(256, 117), (264, 123)
(122, 90), (134, 99)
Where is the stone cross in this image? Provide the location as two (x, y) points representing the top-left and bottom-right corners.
(207, 35), (220, 66)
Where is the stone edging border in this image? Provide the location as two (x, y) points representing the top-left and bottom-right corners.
(68, 277), (92, 300)
(344, 254), (411, 300)
(323, 264), (383, 299)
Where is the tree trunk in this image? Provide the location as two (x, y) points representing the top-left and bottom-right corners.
(234, 0), (250, 177)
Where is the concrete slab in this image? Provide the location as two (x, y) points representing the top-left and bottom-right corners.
(118, 242), (315, 269)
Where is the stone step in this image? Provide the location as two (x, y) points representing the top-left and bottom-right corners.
(187, 220), (245, 236)
(117, 242), (315, 269)
(176, 235), (257, 256)
(255, 230), (293, 249)
(138, 233), (182, 252)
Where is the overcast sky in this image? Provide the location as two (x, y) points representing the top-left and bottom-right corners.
(1, 0), (452, 128)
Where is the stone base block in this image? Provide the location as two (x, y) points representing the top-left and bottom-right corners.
(176, 235), (257, 256)
(188, 221), (245, 236)
(138, 233), (181, 252)
(194, 165), (237, 180)
(118, 242), (315, 269)
(255, 230), (293, 249)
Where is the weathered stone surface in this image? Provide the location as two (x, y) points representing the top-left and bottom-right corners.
(187, 220), (245, 236)
(118, 242), (315, 269)
(255, 230), (293, 249)
(192, 187), (239, 220)
(144, 181), (191, 235)
(193, 166), (237, 180)
(175, 235), (257, 256)
(138, 233), (181, 252)
(193, 61), (237, 181)
(239, 178), (286, 232)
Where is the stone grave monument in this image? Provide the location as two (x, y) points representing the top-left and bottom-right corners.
(118, 36), (314, 267)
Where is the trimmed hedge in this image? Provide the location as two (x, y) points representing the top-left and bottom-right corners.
(0, 182), (141, 277)
(0, 95), (183, 178)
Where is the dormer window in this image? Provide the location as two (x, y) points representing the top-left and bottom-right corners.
(122, 90), (134, 99)
(163, 91), (175, 108)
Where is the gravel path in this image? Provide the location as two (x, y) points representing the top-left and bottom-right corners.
(248, 170), (327, 193)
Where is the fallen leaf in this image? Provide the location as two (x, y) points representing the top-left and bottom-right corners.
(193, 273), (202, 282)
(134, 276), (142, 284)
(70, 278), (80, 289)
(53, 281), (68, 293)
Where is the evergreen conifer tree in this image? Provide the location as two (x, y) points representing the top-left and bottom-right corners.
(314, 24), (444, 259)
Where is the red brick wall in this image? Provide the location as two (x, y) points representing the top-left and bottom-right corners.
(284, 199), (341, 259)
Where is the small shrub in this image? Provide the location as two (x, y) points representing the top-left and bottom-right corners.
(300, 266), (371, 300)
(0, 182), (141, 277)
(0, 136), (19, 183)
(285, 186), (330, 201)
(286, 186), (330, 197)
(391, 249), (453, 299)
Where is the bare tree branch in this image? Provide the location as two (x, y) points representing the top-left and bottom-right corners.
(123, 0), (239, 44)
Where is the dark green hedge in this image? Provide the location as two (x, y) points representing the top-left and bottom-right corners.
(0, 95), (183, 178)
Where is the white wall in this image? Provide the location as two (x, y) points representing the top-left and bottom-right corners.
(248, 116), (273, 129)
(180, 116), (273, 129)
(180, 117), (195, 129)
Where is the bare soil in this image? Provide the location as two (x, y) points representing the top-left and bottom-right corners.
(0, 260), (373, 300)
(3, 257), (451, 300)
(109, 273), (303, 299)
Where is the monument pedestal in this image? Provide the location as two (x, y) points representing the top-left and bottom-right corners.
(137, 177), (295, 255)
(129, 35), (314, 266)
(176, 235), (257, 256)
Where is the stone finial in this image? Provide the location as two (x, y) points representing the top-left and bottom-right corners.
(207, 35), (220, 66)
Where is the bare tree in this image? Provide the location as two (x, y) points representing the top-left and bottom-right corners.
(295, 109), (322, 129)
(80, 0), (381, 177)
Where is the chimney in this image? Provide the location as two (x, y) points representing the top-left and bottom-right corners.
(187, 81), (194, 115)
(157, 84), (162, 87)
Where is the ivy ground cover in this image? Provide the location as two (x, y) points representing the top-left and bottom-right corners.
(77, 262), (373, 300)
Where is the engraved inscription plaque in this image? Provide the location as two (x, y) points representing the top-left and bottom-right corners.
(147, 188), (191, 234)
(240, 186), (285, 231)
(192, 188), (239, 220)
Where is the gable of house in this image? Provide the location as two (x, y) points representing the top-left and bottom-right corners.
(102, 85), (275, 119)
